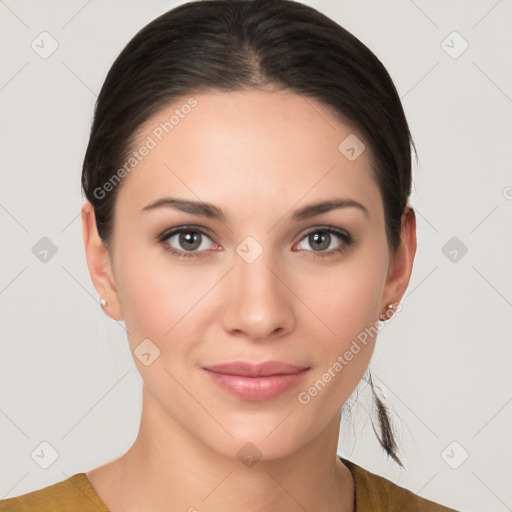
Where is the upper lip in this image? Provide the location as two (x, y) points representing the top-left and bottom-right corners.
(202, 361), (310, 377)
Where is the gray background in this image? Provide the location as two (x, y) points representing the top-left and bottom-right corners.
(1, 1), (511, 511)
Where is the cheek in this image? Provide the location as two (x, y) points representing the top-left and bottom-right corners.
(298, 255), (386, 349)
(115, 258), (212, 402)
(293, 252), (387, 406)
(115, 247), (209, 345)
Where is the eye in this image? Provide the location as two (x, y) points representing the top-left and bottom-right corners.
(294, 227), (352, 257)
(157, 225), (352, 260)
(158, 226), (217, 259)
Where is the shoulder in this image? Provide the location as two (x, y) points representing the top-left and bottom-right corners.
(0, 473), (110, 512)
(342, 458), (460, 512)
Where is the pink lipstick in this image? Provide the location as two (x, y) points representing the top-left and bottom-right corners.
(202, 361), (310, 401)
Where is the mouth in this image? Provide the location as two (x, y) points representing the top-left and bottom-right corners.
(201, 361), (311, 401)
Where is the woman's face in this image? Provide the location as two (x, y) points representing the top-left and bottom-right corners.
(84, 88), (414, 460)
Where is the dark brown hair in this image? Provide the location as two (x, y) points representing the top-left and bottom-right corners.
(81, 0), (414, 465)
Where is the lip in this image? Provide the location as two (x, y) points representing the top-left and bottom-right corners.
(201, 361), (310, 401)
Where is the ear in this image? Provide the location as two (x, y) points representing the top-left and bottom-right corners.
(380, 206), (417, 314)
(81, 201), (124, 321)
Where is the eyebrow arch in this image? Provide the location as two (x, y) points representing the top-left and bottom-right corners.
(292, 199), (369, 221)
(141, 197), (369, 221)
(141, 197), (227, 222)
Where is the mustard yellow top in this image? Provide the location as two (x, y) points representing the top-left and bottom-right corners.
(0, 458), (459, 511)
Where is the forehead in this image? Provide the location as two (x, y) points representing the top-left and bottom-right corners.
(115, 89), (381, 219)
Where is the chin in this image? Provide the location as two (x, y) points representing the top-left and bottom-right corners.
(197, 411), (318, 463)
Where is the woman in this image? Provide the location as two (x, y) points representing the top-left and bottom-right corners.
(1, 0), (460, 510)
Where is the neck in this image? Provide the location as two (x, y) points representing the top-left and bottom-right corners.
(91, 386), (354, 512)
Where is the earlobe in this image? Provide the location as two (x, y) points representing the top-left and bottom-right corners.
(380, 206), (417, 315)
(81, 201), (124, 321)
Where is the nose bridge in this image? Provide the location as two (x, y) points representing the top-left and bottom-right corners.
(220, 236), (294, 339)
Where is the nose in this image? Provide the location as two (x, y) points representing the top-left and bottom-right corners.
(219, 247), (296, 341)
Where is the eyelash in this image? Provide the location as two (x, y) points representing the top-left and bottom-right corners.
(157, 225), (353, 260)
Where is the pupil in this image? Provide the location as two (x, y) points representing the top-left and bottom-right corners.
(180, 231), (200, 250)
(310, 231), (329, 251)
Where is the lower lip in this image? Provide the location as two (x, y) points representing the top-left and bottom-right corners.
(202, 368), (310, 401)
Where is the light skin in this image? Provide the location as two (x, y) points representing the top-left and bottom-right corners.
(81, 88), (416, 512)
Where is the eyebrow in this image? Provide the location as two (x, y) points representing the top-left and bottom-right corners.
(141, 197), (369, 221)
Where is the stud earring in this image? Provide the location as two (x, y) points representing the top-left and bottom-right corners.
(99, 298), (108, 308)
(379, 302), (399, 322)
